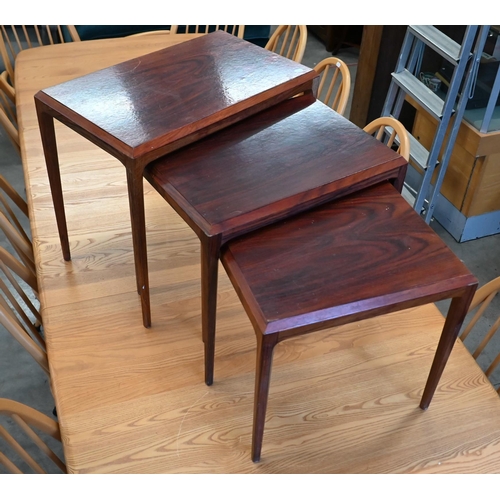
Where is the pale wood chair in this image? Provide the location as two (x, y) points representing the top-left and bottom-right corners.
(0, 174), (30, 243)
(0, 398), (65, 473)
(0, 67), (14, 102)
(0, 211), (34, 277)
(0, 244), (46, 371)
(363, 116), (410, 161)
(0, 81), (18, 154)
(314, 57), (351, 116)
(0, 243), (42, 345)
(265, 25), (307, 63)
(0, 176), (35, 278)
(0, 25), (80, 100)
(460, 276), (500, 393)
(0, 178), (42, 357)
(127, 28), (177, 37)
(170, 25), (244, 38)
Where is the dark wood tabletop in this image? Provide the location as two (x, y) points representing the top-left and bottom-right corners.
(35, 31), (318, 163)
(145, 93), (408, 242)
(222, 182), (476, 337)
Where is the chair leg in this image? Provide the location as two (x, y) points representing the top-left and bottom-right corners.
(201, 235), (221, 386)
(420, 284), (477, 409)
(252, 333), (279, 463)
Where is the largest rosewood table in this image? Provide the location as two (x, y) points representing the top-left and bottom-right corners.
(34, 31), (318, 327)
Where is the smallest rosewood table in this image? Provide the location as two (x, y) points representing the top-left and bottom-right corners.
(34, 31), (318, 328)
(221, 182), (478, 462)
(145, 94), (408, 385)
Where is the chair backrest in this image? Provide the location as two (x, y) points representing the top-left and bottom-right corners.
(0, 398), (65, 473)
(170, 25), (245, 38)
(0, 188), (44, 373)
(0, 80), (18, 154)
(362, 116), (410, 161)
(127, 29), (175, 37)
(459, 276), (500, 393)
(0, 239), (42, 333)
(265, 25), (307, 63)
(0, 244), (47, 372)
(314, 57), (351, 116)
(0, 176), (34, 277)
(0, 25), (80, 93)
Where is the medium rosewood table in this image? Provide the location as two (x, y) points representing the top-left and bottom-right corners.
(15, 38), (500, 471)
(144, 93), (408, 385)
(34, 31), (318, 327)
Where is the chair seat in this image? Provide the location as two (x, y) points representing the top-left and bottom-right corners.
(222, 182), (475, 337)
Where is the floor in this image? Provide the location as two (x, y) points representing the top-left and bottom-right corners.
(0, 27), (499, 473)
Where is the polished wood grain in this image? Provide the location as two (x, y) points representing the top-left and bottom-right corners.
(16, 35), (500, 473)
(145, 94), (407, 385)
(221, 182), (477, 461)
(33, 31), (318, 328)
(36, 31), (316, 157)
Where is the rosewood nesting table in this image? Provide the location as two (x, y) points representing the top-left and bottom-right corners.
(34, 31), (318, 327)
(220, 182), (478, 461)
(144, 93), (408, 385)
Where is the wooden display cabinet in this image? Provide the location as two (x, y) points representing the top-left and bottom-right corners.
(408, 97), (500, 241)
(352, 25), (500, 242)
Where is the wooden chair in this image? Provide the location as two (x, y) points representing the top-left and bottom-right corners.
(363, 116), (411, 162)
(220, 119), (477, 462)
(314, 57), (351, 116)
(0, 25), (80, 100)
(0, 245), (46, 373)
(0, 398), (65, 473)
(0, 175), (35, 277)
(459, 276), (500, 392)
(170, 25), (244, 38)
(0, 81), (18, 154)
(127, 28), (177, 37)
(0, 66), (14, 102)
(0, 176), (42, 361)
(265, 25), (307, 63)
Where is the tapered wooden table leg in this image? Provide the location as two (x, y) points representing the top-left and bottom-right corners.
(420, 284), (477, 409)
(201, 235), (221, 386)
(126, 168), (151, 328)
(252, 333), (278, 463)
(35, 103), (71, 262)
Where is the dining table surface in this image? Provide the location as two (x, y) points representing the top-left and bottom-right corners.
(14, 33), (500, 473)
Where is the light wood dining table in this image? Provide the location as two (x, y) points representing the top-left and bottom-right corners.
(15, 34), (500, 473)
